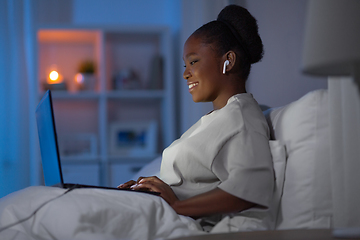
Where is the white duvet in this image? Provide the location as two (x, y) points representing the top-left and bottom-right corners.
(0, 186), (204, 240)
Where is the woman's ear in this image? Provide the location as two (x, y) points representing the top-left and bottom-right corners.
(222, 51), (236, 74)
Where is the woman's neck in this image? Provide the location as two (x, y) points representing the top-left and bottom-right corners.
(211, 75), (247, 110)
(212, 88), (247, 110)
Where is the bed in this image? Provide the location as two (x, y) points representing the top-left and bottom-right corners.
(0, 89), (332, 240)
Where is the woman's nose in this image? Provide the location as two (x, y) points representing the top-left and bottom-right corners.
(183, 68), (191, 80)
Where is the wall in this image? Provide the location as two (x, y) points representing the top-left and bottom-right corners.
(246, 0), (327, 108)
(72, 0), (180, 28)
(0, 0), (31, 198)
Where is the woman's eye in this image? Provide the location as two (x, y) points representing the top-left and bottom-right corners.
(183, 60), (198, 68)
(190, 60), (198, 65)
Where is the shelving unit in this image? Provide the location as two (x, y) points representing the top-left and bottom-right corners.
(32, 26), (175, 187)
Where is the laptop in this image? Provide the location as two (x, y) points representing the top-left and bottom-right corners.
(35, 90), (159, 196)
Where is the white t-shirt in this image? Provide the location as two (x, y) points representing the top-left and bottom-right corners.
(160, 93), (274, 209)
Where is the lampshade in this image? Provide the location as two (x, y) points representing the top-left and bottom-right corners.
(302, 0), (360, 76)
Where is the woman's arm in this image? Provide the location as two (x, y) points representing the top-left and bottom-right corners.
(171, 187), (255, 218)
(129, 176), (255, 218)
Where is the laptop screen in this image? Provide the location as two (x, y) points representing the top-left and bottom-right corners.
(35, 90), (64, 187)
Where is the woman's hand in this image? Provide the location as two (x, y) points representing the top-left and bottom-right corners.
(130, 176), (179, 206)
(117, 178), (156, 193)
(117, 180), (137, 189)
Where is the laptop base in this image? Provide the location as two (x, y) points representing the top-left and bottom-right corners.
(55, 183), (160, 196)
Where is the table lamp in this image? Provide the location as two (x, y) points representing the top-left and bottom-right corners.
(302, 0), (360, 238)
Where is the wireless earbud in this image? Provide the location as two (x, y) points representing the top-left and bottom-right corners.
(223, 60), (229, 74)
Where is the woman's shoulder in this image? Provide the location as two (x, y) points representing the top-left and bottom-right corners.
(221, 93), (260, 120)
(216, 93), (269, 136)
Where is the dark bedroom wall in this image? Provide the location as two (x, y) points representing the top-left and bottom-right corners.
(245, 0), (327, 108)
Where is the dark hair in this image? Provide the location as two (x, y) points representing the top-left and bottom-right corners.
(192, 5), (263, 80)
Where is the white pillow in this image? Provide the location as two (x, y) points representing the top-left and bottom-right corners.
(265, 89), (332, 229)
(265, 140), (287, 230)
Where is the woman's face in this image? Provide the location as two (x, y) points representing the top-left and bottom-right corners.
(183, 35), (224, 104)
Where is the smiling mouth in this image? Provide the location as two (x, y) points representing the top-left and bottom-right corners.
(188, 82), (198, 91)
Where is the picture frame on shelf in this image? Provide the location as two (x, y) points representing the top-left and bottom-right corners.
(58, 133), (97, 159)
(109, 121), (158, 157)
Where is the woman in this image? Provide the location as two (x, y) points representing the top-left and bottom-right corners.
(119, 4), (274, 229)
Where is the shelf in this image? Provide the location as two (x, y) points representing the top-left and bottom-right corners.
(61, 156), (101, 163)
(40, 90), (165, 100)
(106, 90), (164, 99)
(32, 26), (175, 187)
(42, 91), (100, 100)
(38, 29), (100, 43)
(61, 156), (159, 164)
(108, 155), (160, 164)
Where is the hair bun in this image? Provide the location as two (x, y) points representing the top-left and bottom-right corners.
(217, 5), (264, 64)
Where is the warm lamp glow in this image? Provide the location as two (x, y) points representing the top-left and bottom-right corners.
(75, 73), (84, 84)
(47, 68), (63, 84)
(49, 71), (59, 81)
